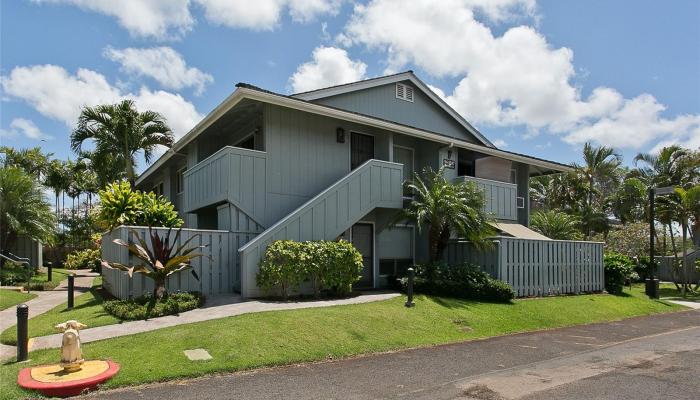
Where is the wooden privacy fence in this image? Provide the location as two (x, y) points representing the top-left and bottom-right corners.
(655, 251), (700, 283)
(446, 237), (604, 297)
(101, 226), (254, 299)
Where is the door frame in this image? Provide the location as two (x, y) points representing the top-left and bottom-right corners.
(349, 131), (376, 171)
(350, 221), (375, 289)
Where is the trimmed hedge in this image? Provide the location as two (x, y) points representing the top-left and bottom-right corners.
(604, 252), (634, 294)
(102, 292), (203, 320)
(256, 240), (363, 299)
(400, 262), (515, 302)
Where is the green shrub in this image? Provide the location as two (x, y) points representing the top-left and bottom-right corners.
(103, 292), (202, 320)
(97, 180), (183, 229)
(400, 262), (515, 302)
(604, 252), (634, 294)
(64, 249), (101, 270)
(256, 240), (364, 299)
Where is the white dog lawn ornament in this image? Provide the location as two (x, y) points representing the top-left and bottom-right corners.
(55, 320), (87, 372)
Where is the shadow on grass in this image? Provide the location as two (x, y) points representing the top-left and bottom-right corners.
(429, 295), (513, 310)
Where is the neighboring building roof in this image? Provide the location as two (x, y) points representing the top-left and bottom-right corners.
(292, 71), (495, 148)
(136, 77), (572, 185)
(490, 222), (552, 240)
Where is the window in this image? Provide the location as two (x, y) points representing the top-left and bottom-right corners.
(516, 196), (526, 209)
(379, 259), (412, 277)
(176, 167), (186, 194)
(458, 159), (475, 177)
(351, 132), (374, 169)
(152, 182), (164, 196)
(393, 145), (414, 197)
(395, 83), (414, 102)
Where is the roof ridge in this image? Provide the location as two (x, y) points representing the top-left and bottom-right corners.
(290, 70), (414, 96)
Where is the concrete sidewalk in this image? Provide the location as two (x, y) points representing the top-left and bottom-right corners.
(0, 270), (97, 359)
(3, 291), (400, 360)
(86, 309), (700, 400)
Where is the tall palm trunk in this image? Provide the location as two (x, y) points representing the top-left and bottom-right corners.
(668, 223), (681, 290)
(681, 223), (688, 296)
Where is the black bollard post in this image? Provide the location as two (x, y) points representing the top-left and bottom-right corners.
(67, 274), (75, 309)
(16, 304), (29, 362)
(47, 261), (52, 282)
(405, 268), (415, 308)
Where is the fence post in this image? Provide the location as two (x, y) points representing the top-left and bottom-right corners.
(16, 304), (29, 362)
(405, 268), (415, 308)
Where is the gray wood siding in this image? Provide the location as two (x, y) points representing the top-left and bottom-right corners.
(101, 226), (255, 298)
(314, 82), (479, 143)
(183, 146), (267, 226)
(238, 159), (404, 298)
(446, 238), (604, 297)
(455, 176), (518, 220)
(264, 104), (353, 226)
(7, 235), (42, 268)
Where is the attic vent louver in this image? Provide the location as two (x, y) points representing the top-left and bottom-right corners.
(396, 83), (414, 103)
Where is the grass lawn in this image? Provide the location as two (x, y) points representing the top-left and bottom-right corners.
(0, 284), (687, 399)
(0, 289), (36, 311)
(0, 277), (121, 346)
(26, 268), (72, 291)
(658, 282), (700, 302)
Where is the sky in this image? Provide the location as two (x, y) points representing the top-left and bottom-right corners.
(1, 0), (699, 172)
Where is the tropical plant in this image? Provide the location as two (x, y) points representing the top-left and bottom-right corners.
(71, 99), (174, 187)
(594, 222), (652, 259)
(607, 177), (647, 224)
(0, 146), (52, 180)
(395, 167), (494, 262)
(634, 145), (693, 188)
(97, 180), (183, 229)
(102, 227), (206, 298)
(0, 167), (55, 250)
(530, 172), (588, 212)
(43, 159), (70, 222)
(64, 248), (101, 270)
(530, 210), (582, 240)
(256, 240), (307, 300)
(574, 142), (622, 209)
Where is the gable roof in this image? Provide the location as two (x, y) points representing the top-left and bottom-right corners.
(292, 71), (495, 148)
(136, 81), (571, 186)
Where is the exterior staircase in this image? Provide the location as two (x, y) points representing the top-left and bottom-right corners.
(238, 159), (404, 297)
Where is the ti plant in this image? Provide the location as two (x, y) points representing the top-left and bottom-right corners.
(102, 227), (208, 298)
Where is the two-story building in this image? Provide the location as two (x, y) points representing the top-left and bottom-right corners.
(103, 71), (602, 299)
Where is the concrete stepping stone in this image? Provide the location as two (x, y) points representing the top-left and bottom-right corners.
(184, 349), (212, 361)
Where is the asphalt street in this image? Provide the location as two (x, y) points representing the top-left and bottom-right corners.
(85, 309), (700, 400)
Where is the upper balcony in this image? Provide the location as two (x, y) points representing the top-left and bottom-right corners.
(454, 176), (518, 220)
(182, 146), (267, 224)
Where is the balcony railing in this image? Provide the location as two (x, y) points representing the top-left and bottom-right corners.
(454, 176), (517, 220)
(182, 146), (267, 225)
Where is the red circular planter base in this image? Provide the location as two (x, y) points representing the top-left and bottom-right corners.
(18, 360), (120, 398)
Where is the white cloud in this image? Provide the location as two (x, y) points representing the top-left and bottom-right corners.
(104, 47), (213, 95)
(1, 65), (202, 140)
(32, 0), (194, 40)
(340, 0), (700, 150)
(290, 46), (367, 92)
(195, 0), (341, 31)
(0, 118), (52, 141)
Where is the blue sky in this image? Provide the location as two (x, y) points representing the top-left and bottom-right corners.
(1, 0), (698, 170)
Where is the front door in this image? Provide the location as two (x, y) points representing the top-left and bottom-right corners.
(351, 132), (374, 170)
(352, 223), (374, 288)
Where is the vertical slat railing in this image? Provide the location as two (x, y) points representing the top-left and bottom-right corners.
(446, 237), (604, 297)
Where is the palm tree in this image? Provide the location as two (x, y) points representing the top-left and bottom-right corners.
(530, 210), (582, 240)
(71, 99), (174, 187)
(43, 159), (70, 223)
(0, 146), (52, 181)
(633, 145), (690, 188)
(574, 142), (622, 210)
(0, 167), (55, 250)
(607, 177), (647, 224)
(394, 167), (495, 262)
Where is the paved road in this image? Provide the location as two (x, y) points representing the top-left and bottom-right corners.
(87, 309), (700, 400)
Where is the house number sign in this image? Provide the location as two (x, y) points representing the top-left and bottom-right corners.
(442, 159), (455, 169)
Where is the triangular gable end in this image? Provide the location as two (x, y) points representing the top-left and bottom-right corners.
(292, 72), (494, 147)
